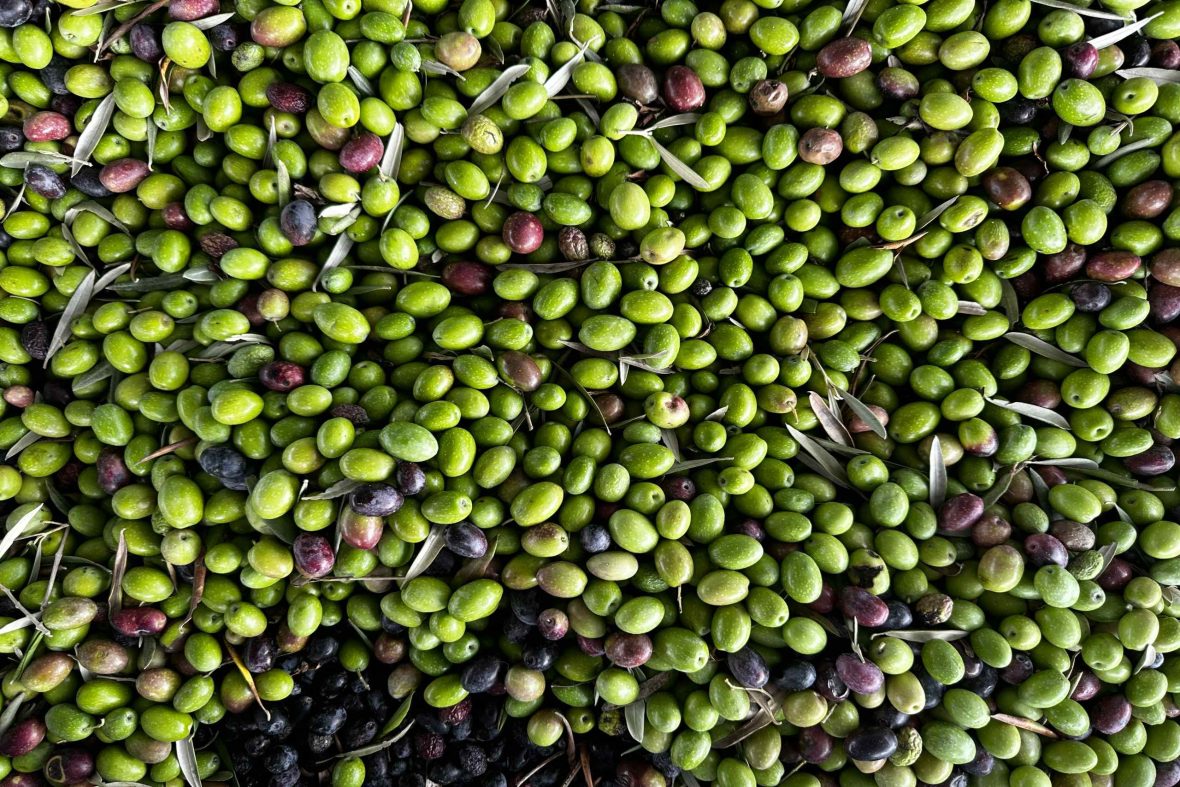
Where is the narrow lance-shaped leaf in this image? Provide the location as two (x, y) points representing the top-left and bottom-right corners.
(1092, 135), (1159, 169)
(314, 232), (356, 292)
(379, 122), (405, 180)
(303, 479), (364, 500)
(72, 92), (116, 175)
(398, 527), (446, 583)
(809, 391), (851, 447)
(0, 504), (44, 561)
(543, 40), (590, 97)
(835, 387), (886, 439)
(1028, 0), (1128, 19)
(469, 63), (532, 115)
(785, 424), (850, 488)
(986, 397), (1071, 430)
(5, 431), (40, 461)
(192, 11), (236, 29)
(1, 151), (87, 169)
(1088, 12), (1162, 50)
(108, 529), (129, 616)
(929, 434), (947, 509)
(176, 733), (202, 787)
(648, 136), (711, 191)
(624, 701), (645, 743)
(1003, 332), (1087, 366)
(347, 65), (376, 97)
(916, 195), (959, 230)
(873, 629), (968, 642)
(1115, 67), (1180, 84)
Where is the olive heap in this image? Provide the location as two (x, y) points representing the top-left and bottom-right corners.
(0, 0), (1179, 783)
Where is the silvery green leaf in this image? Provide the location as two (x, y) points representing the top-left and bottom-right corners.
(1, 151), (87, 169)
(6, 184), (25, 216)
(421, 59), (465, 79)
(191, 11), (235, 29)
(379, 123), (405, 180)
(916, 195), (959, 230)
(275, 158), (291, 208)
(1092, 136), (1160, 168)
(5, 430), (40, 461)
(543, 40), (590, 97)
(1003, 332), (1087, 366)
(834, 387), (886, 439)
(986, 397), (1071, 429)
(322, 204), (362, 236)
(145, 121), (157, 170)
(71, 0), (140, 15)
(302, 479), (363, 500)
(1029, 0), (1128, 19)
(348, 65), (376, 97)
(929, 434), (947, 509)
(108, 529), (128, 615)
(314, 232), (356, 291)
(72, 92), (116, 175)
(398, 527), (446, 584)
(1135, 643), (1158, 675)
(0, 503), (44, 562)
(785, 424), (850, 488)
(1088, 12), (1162, 49)
(999, 277), (1020, 324)
(469, 63), (532, 115)
(196, 118), (213, 141)
(957, 300), (987, 316)
(644, 113), (702, 131)
(177, 733), (202, 787)
(72, 360), (115, 391)
(335, 719), (416, 761)
(319, 201), (359, 220)
(1113, 66), (1180, 83)
(625, 701), (645, 743)
(667, 456), (734, 472)
(221, 333), (270, 343)
(809, 391), (851, 447)
(183, 267), (219, 283)
(874, 629), (968, 642)
(842, 0), (871, 30)
(576, 97), (600, 125)
(649, 136), (710, 191)
(46, 270), (95, 364)
(661, 428), (683, 463)
(1056, 463), (1175, 492)
(60, 221), (90, 266)
(705, 406), (728, 422)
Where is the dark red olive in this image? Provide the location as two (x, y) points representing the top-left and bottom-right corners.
(292, 533), (335, 578)
(662, 65), (706, 112)
(0, 718), (46, 757)
(798, 127), (843, 165)
(938, 493), (984, 534)
(22, 111), (70, 142)
(1091, 694), (1132, 734)
(258, 360), (305, 391)
(441, 260), (492, 296)
(266, 82), (312, 114)
(982, 167), (1032, 211)
(1063, 42), (1098, 78)
(339, 132), (384, 174)
(840, 586), (889, 628)
(604, 632), (652, 668)
(1024, 534), (1069, 567)
(99, 158), (151, 193)
(835, 653), (883, 695)
(816, 37), (872, 79)
(501, 211), (543, 254)
(109, 606), (167, 636)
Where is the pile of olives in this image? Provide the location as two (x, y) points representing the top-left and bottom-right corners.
(0, 0), (1179, 783)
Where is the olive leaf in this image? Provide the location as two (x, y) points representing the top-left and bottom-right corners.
(809, 391), (851, 447)
(275, 157), (291, 208)
(711, 707), (776, 749)
(1092, 135), (1161, 168)
(834, 387), (885, 439)
(873, 629), (967, 642)
(1134, 643), (1158, 675)
(191, 10), (235, 29)
(1, 151), (88, 169)
(379, 122), (405, 181)
(1057, 123), (1073, 145)
(576, 97), (600, 125)
(916, 195), (959, 230)
(705, 405), (729, 422)
(986, 396), (1071, 430)
(999, 277), (1020, 324)
(0, 694), (26, 740)
(107, 529), (129, 616)
(642, 113), (701, 131)
(661, 428), (683, 463)
(543, 39), (591, 98)
(785, 424), (850, 488)
(1085, 11), (1161, 47)
(45, 262), (132, 364)
(983, 466), (1018, 507)
(196, 118), (213, 142)
(145, 121), (157, 171)
(398, 526), (446, 584)
(1028, 0), (1128, 19)
(71, 0), (140, 15)
(0, 503), (44, 562)
(314, 234), (356, 293)
(1059, 462), (1175, 492)
(4, 430), (40, 461)
(379, 692), (416, 737)
(302, 479), (363, 500)
(72, 92), (116, 175)
(624, 700), (645, 744)
(184, 266), (219, 283)
(667, 456), (734, 472)
(991, 713), (1059, 738)
(469, 62), (532, 115)
(1115, 66), (1180, 84)
(648, 136), (711, 191)
(956, 300), (987, 316)
(225, 642), (271, 719)
(929, 434), (947, 509)
(841, 0), (871, 31)
(421, 59), (466, 79)
(72, 360), (116, 392)
(347, 65), (376, 97)
(60, 220), (91, 267)
(0, 580), (50, 637)
(176, 732), (202, 787)
(1003, 332), (1087, 367)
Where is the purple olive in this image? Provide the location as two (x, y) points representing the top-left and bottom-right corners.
(109, 606), (167, 636)
(22, 111), (70, 141)
(339, 132), (384, 174)
(258, 359), (306, 391)
(1024, 534), (1069, 567)
(278, 199), (318, 246)
(816, 37), (872, 79)
(662, 65), (705, 112)
(843, 727), (897, 762)
(395, 462), (426, 495)
(840, 586), (889, 627)
(604, 633), (652, 668)
(1091, 694), (1132, 734)
(293, 533), (335, 578)
(835, 653), (884, 695)
(502, 211), (543, 254)
(444, 522), (488, 559)
(727, 647), (769, 689)
(266, 82), (312, 113)
(1124, 445), (1176, 476)
(1063, 42), (1098, 78)
(938, 493), (984, 534)
(0, 718), (45, 757)
(441, 260), (492, 296)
